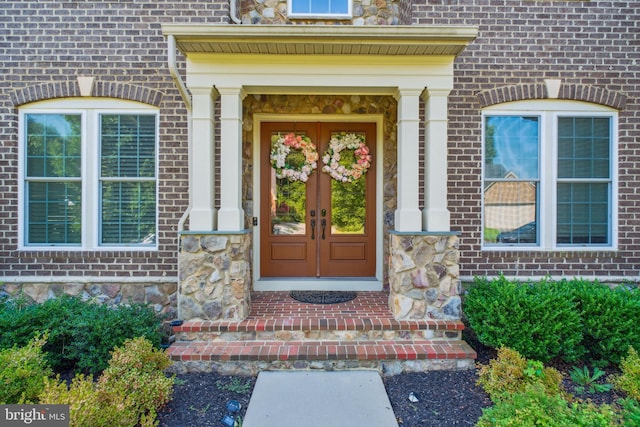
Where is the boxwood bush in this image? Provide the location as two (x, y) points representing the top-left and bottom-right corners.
(464, 276), (584, 363)
(0, 295), (163, 374)
(465, 276), (640, 366)
(561, 279), (640, 366)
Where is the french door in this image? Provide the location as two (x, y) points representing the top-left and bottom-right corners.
(260, 122), (376, 278)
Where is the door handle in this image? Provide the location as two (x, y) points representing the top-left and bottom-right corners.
(321, 219), (326, 240)
(310, 219), (316, 240)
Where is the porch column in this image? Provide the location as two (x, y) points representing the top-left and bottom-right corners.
(217, 87), (247, 231)
(189, 87), (218, 230)
(393, 88), (423, 232)
(422, 89), (451, 232)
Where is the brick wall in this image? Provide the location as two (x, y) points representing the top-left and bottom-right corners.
(411, 1), (640, 279)
(1, 0), (639, 284)
(0, 0), (229, 281)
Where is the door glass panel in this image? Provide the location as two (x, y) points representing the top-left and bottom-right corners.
(270, 170), (306, 235)
(331, 172), (366, 235)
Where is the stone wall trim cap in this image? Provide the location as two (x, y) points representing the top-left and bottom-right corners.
(180, 230), (251, 235)
(390, 230), (461, 236)
(162, 25), (478, 57)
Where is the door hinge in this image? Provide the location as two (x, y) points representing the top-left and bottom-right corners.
(252, 217), (258, 226)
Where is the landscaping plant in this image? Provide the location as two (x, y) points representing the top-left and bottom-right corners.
(618, 398), (640, 427)
(562, 279), (640, 366)
(39, 337), (174, 427)
(476, 347), (566, 403)
(465, 276), (584, 363)
(0, 294), (164, 374)
(476, 384), (619, 427)
(569, 366), (613, 394)
(611, 346), (640, 401)
(0, 334), (52, 404)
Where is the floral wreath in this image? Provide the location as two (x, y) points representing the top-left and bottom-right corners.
(322, 133), (372, 183)
(270, 132), (319, 182)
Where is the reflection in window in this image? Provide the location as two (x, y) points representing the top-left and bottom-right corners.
(483, 111), (613, 249)
(25, 114), (82, 245)
(270, 172), (306, 235)
(22, 105), (158, 249)
(483, 116), (539, 245)
(331, 178), (365, 234)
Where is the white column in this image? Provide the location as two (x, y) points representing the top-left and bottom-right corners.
(217, 86), (247, 231)
(189, 87), (217, 231)
(393, 88), (423, 232)
(422, 88), (451, 232)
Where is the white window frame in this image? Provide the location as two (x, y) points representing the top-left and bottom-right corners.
(481, 100), (618, 252)
(18, 98), (159, 251)
(287, 0), (352, 19)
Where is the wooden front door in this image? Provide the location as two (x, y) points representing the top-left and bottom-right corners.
(260, 122), (376, 278)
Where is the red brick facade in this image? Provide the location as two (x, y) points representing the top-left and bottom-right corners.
(1, 0), (638, 286)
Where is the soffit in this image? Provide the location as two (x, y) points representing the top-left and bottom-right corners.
(162, 25), (478, 57)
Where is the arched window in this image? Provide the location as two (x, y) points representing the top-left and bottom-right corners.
(19, 98), (158, 250)
(482, 100), (617, 250)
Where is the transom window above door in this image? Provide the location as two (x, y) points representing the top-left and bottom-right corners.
(288, 0), (352, 19)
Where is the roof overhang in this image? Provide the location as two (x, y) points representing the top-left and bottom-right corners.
(162, 25), (478, 57)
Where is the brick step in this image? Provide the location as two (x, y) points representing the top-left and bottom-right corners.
(173, 318), (466, 342)
(166, 339), (477, 363)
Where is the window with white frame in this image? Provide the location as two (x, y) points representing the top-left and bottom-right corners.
(20, 99), (158, 250)
(288, 0), (351, 19)
(482, 101), (617, 250)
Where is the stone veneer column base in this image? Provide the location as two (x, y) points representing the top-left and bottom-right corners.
(388, 231), (461, 321)
(178, 231), (252, 321)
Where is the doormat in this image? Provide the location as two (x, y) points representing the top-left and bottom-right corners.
(289, 291), (357, 305)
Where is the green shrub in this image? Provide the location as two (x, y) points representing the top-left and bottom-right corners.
(39, 337), (173, 427)
(476, 347), (566, 403)
(39, 374), (128, 427)
(464, 276), (584, 363)
(619, 398), (640, 427)
(0, 335), (52, 404)
(476, 384), (619, 427)
(99, 337), (174, 414)
(0, 295), (163, 374)
(611, 346), (640, 401)
(562, 280), (640, 366)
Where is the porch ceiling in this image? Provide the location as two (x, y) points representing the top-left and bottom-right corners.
(162, 25), (478, 57)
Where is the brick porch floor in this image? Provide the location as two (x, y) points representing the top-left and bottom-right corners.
(167, 291), (477, 375)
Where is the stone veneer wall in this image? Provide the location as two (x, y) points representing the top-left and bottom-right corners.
(0, 282), (177, 318)
(389, 232), (461, 321)
(178, 232), (252, 321)
(239, 0), (400, 25)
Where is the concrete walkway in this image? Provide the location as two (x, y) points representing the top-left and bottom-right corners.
(243, 370), (399, 427)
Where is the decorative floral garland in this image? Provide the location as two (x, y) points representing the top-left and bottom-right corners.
(322, 133), (372, 183)
(270, 132), (318, 182)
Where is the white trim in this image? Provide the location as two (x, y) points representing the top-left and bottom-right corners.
(481, 100), (618, 252)
(252, 114), (384, 291)
(18, 99), (160, 251)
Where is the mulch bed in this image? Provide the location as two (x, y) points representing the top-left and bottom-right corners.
(157, 334), (625, 427)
